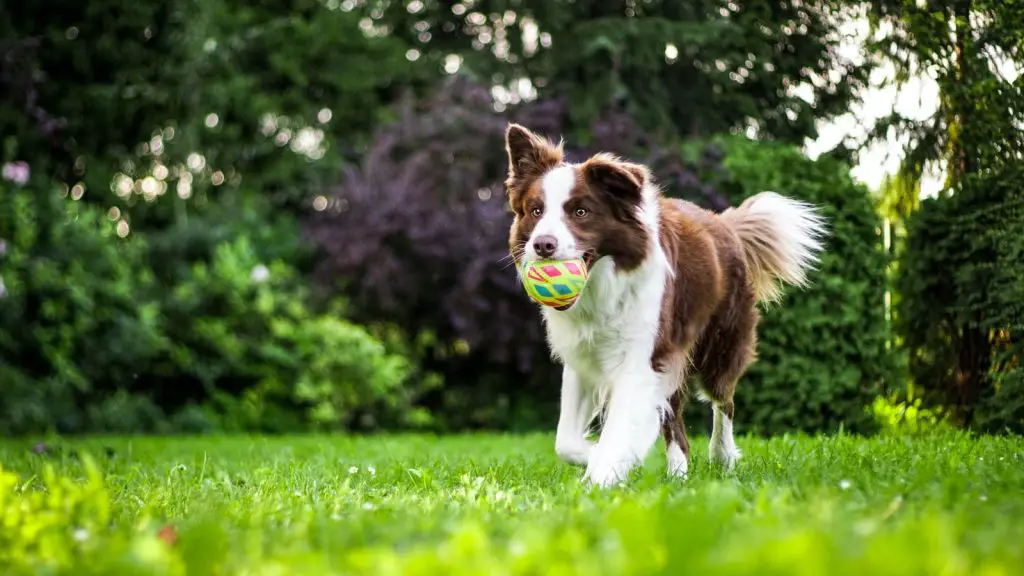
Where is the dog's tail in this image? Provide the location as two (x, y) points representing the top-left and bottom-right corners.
(719, 192), (827, 304)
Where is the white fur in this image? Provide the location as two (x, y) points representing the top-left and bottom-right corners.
(721, 191), (827, 303)
(709, 403), (741, 469)
(525, 165), (579, 261)
(543, 178), (673, 487)
(553, 365), (596, 466)
(743, 191), (826, 285)
(666, 442), (688, 478)
(658, 354), (691, 477)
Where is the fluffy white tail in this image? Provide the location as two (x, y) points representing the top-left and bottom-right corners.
(719, 191), (828, 304)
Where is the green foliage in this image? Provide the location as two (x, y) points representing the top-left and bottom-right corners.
(0, 179), (166, 433)
(681, 136), (893, 435)
(164, 236), (415, 431)
(1, 0), (421, 230)
(864, 0), (1024, 198)
(0, 177), (420, 435)
(376, 0), (869, 144)
(896, 165), (1024, 433)
(0, 457), (115, 573)
(1, 433), (1023, 574)
(975, 370), (1024, 434)
(869, 395), (952, 436)
(863, 0), (1024, 435)
(3, 0), (435, 434)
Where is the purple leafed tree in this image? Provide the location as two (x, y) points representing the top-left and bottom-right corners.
(303, 76), (728, 428)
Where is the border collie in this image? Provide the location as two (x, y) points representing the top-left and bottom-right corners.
(504, 124), (827, 487)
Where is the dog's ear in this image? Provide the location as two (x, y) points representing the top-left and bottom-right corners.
(583, 153), (645, 204)
(619, 162), (650, 189)
(505, 123), (563, 182)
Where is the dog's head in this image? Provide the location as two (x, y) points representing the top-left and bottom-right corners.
(504, 124), (653, 272)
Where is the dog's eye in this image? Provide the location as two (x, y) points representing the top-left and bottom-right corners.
(530, 207), (542, 217)
(574, 207), (589, 218)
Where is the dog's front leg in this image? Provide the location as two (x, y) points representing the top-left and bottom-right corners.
(554, 365), (595, 466)
(583, 363), (664, 487)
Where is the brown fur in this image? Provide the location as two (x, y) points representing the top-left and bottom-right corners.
(652, 198), (758, 464)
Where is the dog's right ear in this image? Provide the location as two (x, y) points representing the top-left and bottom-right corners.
(505, 123), (563, 182)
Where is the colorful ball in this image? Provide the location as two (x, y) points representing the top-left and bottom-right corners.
(521, 258), (589, 310)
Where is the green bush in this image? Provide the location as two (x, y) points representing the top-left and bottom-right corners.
(0, 177), (167, 434)
(680, 136), (894, 435)
(0, 173), (422, 434)
(896, 166), (1024, 434)
(161, 235), (417, 432)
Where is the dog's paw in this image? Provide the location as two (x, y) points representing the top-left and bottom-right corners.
(582, 454), (629, 488)
(666, 444), (689, 479)
(555, 439), (594, 467)
(709, 442), (741, 471)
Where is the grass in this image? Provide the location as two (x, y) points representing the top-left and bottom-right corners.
(1, 431), (1023, 575)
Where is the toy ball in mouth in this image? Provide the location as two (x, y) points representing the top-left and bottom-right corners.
(520, 258), (589, 310)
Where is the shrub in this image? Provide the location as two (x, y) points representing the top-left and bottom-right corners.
(161, 235), (417, 432)
(896, 165), (1024, 434)
(0, 176), (167, 434)
(0, 169), (421, 434)
(696, 136), (893, 435)
(304, 79), (546, 431)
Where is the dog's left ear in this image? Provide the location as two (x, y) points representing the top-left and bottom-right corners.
(583, 154), (647, 203)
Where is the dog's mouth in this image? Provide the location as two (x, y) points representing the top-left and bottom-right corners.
(581, 249), (598, 268)
(550, 250), (597, 312)
(581, 249), (598, 271)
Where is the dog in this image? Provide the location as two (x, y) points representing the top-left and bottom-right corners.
(503, 124), (827, 487)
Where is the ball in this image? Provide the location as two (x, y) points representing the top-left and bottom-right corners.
(521, 258), (589, 310)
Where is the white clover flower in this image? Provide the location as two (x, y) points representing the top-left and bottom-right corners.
(348, 466), (358, 474)
(250, 264), (270, 283)
(839, 479), (852, 490)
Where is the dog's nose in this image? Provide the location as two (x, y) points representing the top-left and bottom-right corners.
(533, 235), (558, 259)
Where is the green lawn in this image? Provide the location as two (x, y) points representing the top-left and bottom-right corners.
(1, 432), (1022, 575)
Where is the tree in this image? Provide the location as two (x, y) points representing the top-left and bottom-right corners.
(865, 0), (1024, 430)
(0, 0), (420, 229)
(368, 0), (870, 144)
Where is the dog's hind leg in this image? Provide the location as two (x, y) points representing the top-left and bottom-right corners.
(661, 389), (690, 478)
(658, 353), (692, 479)
(695, 313), (757, 471)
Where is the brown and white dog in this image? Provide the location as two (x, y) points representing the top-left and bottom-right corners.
(504, 124), (827, 487)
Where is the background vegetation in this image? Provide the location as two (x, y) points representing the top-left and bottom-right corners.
(1, 0), (1021, 436)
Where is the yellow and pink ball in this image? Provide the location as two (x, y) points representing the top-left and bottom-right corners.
(520, 258), (589, 310)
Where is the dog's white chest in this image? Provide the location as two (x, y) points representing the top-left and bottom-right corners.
(542, 257), (666, 384)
